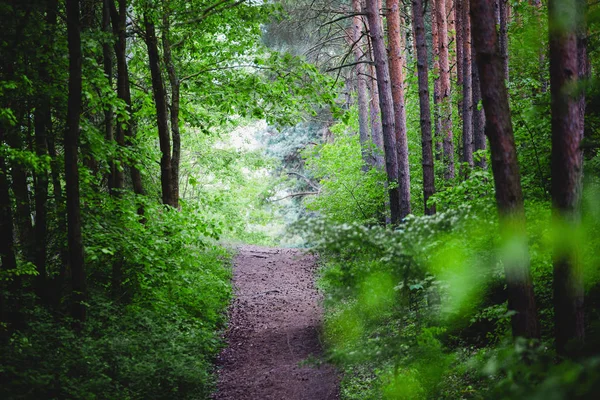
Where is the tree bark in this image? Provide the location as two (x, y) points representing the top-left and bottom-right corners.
(103, 0), (116, 194)
(472, 35), (487, 168)
(386, 0), (411, 218)
(470, 0), (539, 339)
(431, 0), (443, 160)
(65, 0), (86, 326)
(436, 0), (455, 179)
(366, 0), (401, 224)
(456, 0), (464, 124)
(549, 0), (585, 356)
(498, 0), (509, 82)
(368, 63), (385, 169)
(109, 0), (145, 203)
(462, 0), (474, 168)
(33, 0), (58, 300)
(162, 12), (180, 209)
(412, 0), (436, 215)
(144, 13), (175, 207)
(351, 0), (372, 169)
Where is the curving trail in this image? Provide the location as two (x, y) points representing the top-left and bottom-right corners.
(213, 245), (339, 400)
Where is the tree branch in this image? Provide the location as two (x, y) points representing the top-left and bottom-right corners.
(326, 60), (374, 72)
(270, 191), (320, 202)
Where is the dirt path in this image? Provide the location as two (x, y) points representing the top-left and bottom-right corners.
(213, 245), (339, 400)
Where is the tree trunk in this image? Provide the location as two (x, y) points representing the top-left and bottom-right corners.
(351, 0), (372, 169)
(5, 132), (34, 266)
(33, 0), (57, 299)
(46, 117), (69, 308)
(386, 0), (411, 218)
(103, 0), (116, 194)
(412, 0), (436, 215)
(109, 0), (145, 203)
(431, 0), (443, 160)
(65, 0), (86, 326)
(162, 13), (180, 209)
(577, 0), (589, 130)
(470, 0), (539, 339)
(144, 13), (175, 207)
(472, 38), (487, 168)
(366, 0), (401, 224)
(0, 129), (18, 324)
(549, 0), (585, 356)
(368, 63), (385, 169)
(436, 0), (455, 179)
(462, 0), (474, 168)
(498, 0), (509, 82)
(456, 0), (464, 125)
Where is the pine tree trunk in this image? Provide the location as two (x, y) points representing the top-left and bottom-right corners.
(436, 0), (455, 179)
(65, 0), (87, 326)
(472, 39), (487, 168)
(386, 0), (411, 218)
(456, 0), (464, 125)
(498, 0), (509, 82)
(431, 0), (443, 160)
(368, 62), (385, 169)
(144, 13), (175, 207)
(462, 0), (474, 168)
(366, 0), (401, 224)
(412, 0), (436, 215)
(470, 0), (539, 339)
(549, 0), (585, 356)
(352, 0), (372, 169)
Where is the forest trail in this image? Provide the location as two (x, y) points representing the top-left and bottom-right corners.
(213, 245), (339, 400)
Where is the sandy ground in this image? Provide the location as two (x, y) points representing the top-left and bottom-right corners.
(213, 245), (339, 400)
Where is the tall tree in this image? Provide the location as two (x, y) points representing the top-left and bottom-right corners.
(162, 7), (181, 209)
(472, 33), (486, 168)
(368, 63), (385, 168)
(431, 0), (442, 159)
(365, 0), (401, 224)
(103, 0), (116, 193)
(386, 0), (411, 218)
(498, 0), (509, 82)
(65, 0), (87, 325)
(34, 0), (59, 300)
(470, 0), (539, 339)
(412, 0), (436, 215)
(549, 0), (585, 355)
(456, 0), (464, 122)
(462, 0), (474, 168)
(351, 0), (372, 168)
(144, 12), (176, 207)
(109, 0), (145, 201)
(436, 0), (455, 179)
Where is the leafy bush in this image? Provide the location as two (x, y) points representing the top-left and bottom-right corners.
(0, 195), (232, 400)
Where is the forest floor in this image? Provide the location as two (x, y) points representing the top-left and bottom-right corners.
(213, 245), (339, 400)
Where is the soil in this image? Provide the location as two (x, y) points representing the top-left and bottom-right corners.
(213, 245), (339, 400)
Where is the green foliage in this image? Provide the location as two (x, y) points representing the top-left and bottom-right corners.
(1, 194), (232, 399)
(298, 185), (600, 399)
(303, 125), (387, 224)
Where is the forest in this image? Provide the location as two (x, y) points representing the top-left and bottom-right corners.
(1, 0), (600, 399)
